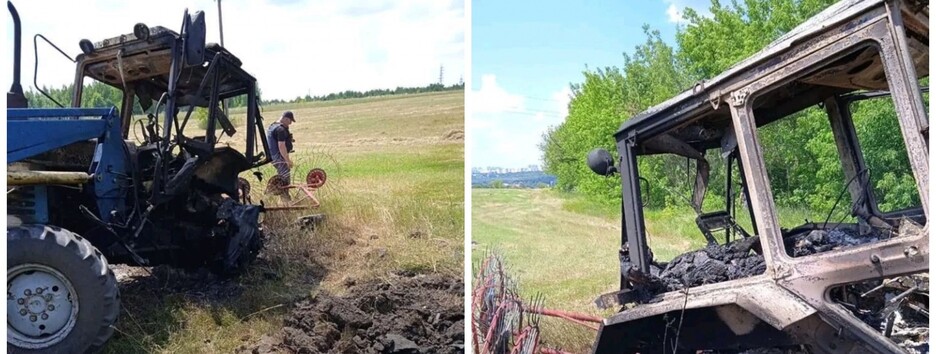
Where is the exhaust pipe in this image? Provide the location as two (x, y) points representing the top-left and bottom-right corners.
(7, 0), (27, 108)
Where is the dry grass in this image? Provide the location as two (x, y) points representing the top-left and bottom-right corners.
(104, 91), (464, 353)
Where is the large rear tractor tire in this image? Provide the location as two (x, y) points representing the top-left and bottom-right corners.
(7, 225), (120, 354)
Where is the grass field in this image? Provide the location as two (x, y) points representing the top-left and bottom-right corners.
(472, 187), (818, 352)
(104, 91), (464, 353)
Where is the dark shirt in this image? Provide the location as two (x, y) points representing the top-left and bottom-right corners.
(266, 123), (292, 161)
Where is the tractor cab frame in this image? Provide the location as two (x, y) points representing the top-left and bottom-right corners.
(588, 0), (928, 352)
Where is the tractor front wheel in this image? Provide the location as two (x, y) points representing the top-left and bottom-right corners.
(7, 225), (120, 354)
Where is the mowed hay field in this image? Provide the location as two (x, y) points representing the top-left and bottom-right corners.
(471, 188), (710, 353)
(104, 91), (464, 353)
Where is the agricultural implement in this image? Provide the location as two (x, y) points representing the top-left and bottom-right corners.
(236, 167), (329, 228)
(258, 167), (327, 210)
(6, 1), (273, 352)
(474, 0), (929, 353)
(472, 252), (602, 354)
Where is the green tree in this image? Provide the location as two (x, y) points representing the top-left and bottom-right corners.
(542, 27), (692, 205)
(677, 0), (838, 79)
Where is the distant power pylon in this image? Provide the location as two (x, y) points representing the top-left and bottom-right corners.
(439, 66), (444, 85)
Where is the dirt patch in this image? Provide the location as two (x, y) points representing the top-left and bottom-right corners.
(443, 129), (464, 141)
(240, 272), (464, 354)
(112, 264), (255, 302)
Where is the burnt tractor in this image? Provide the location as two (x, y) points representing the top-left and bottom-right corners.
(472, 0), (928, 353)
(584, 0), (928, 352)
(7, 1), (272, 352)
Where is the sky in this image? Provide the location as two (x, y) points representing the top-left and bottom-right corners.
(3, 0), (464, 101)
(470, 0), (710, 169)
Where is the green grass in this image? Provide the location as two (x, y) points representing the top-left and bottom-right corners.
(105, 91), (464, 353)
(472, 188), (824, 352)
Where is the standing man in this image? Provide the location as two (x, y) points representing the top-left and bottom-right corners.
(267, 111), (296, 199)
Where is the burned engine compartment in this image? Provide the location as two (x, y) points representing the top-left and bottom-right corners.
(19, 134), (266, 275)
(612, 218), (929, 353)
(620, 219), (920, 299)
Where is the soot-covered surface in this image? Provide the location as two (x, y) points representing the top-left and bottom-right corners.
(626, 226), (887, 299)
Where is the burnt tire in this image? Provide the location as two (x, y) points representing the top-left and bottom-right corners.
(211, 200), (265, 277)
(7, 225), (120, 354)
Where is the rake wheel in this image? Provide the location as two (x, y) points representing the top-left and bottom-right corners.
(306, 168), (327, 188)
(266, 174), (290, 194)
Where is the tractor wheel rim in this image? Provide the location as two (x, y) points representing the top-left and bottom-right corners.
(7, 263), (79, 349)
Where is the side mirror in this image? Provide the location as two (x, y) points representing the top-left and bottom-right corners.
(587, 148), (617, 176)
(183, 11), (206, 67)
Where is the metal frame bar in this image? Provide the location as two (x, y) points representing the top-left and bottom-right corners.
(618, 135), (651, 276)
(264, 183), (321, 212)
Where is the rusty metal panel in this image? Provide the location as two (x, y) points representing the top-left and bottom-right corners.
(615, 0), (887, 137)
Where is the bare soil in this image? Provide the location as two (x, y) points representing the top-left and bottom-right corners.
(239, 272), (464, 354)
(111, 263), (253, 302)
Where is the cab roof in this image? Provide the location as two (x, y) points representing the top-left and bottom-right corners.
(615, 0), (928, 148)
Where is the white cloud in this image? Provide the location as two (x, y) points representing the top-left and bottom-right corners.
(472, 116), (493, 130)
(552, 87), (572, 119)
(5, 0), (464, 101)
(471, 74), (525, 114)
(470, 77), (572, 168)
(666, 3), (685, 23)
(662, 0), (711, 24)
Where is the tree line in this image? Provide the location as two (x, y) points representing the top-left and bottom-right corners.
(266, 82), (465, 105)
(541, 0), (924, 216)
(23, 80), (465, 114)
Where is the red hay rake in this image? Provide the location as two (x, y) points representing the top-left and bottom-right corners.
(236, 167), (328, 211)
(266, 166), (326, 210)
(472, 252), (600, 354)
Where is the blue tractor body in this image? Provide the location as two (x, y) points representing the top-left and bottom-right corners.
(9, 107), (128, 225)
(6, 1), (271, 352)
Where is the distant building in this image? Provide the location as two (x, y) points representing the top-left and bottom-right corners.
(473, 165), (545, 174)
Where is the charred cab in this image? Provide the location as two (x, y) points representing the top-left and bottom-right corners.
(589, 0), (928, 353)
